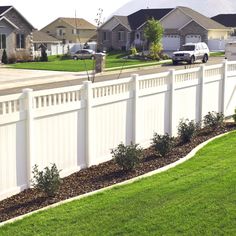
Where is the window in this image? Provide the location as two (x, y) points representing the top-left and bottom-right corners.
(16, 34), (25, 49)
(0, 34), (6, 49)
(103, 32), (107, 41)
(118, 31), (124, 41)
(57, 28), (65, 37)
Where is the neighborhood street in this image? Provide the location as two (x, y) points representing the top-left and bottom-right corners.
(0, 56), (224, 96)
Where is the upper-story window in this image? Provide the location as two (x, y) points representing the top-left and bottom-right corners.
(16, 34), (25, 49)
(118, 31), (124, 41)
(0, 34), (6, 49)
(57, 27), (66, 37)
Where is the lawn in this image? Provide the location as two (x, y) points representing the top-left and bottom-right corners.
(9, 51), (166, 72)
(0, 131), (235, 236)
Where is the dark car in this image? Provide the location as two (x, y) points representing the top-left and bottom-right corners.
(71, 49), (95, 60)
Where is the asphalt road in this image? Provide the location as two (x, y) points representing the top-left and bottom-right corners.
(0, 56), (225, 96)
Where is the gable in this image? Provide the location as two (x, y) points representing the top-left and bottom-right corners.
(0, 16), (19, 29)
(4, 8), (34, 30)
(99, 17), (121, 31)
(161, 8), (191, 29)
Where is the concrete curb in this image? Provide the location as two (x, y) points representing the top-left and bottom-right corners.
(0, 131), (232, 227)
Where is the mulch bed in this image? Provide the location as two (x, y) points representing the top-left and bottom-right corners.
(0, 123), (236, 223)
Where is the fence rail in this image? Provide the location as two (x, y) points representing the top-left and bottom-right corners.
(0, 60), (236, 200)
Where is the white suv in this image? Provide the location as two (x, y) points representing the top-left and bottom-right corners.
(172, 42), (209, 65)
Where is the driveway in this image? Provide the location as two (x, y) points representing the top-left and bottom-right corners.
(0, 56), (225, 96)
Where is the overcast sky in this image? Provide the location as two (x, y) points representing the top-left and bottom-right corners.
(0, 0), (133, 29)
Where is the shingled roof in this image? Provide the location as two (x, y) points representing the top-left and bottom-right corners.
(59, 18), (96, 30)
(0, 6), (12, 15)
(33, 31), (61, 43)
(211, 14), (236, 27)
(128, 8), (173, 29)
(178, 6), (228, 30)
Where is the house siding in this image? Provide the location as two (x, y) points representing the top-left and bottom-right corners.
(41, 19), (96, 44)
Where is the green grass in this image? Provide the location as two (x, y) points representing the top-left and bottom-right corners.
(210, 51), (225, 57)
(1, 131), (236, 235)
(9, 52), (165, 72)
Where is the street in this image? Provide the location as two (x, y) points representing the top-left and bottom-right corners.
(0, 56), (225, 96)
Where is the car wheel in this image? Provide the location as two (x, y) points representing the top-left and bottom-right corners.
(73, 56), (78, 60)
(173, 60), (178, 65)
(91, 56), (95, 60)
(202, 54), (208, 63)
(188, 56), (195, 64)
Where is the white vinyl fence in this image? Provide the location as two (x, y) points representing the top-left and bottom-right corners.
(1, 60), (236, 200)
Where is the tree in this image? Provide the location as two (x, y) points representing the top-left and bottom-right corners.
(144, 18), (164, 59)
(144, 18), (164, 45)
(1, 49), (8, 64)
(40, 47), (48, 62)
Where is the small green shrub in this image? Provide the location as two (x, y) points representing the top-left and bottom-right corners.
(111, 142), (143, 171)
(130, 47), (137, 56)
(1, 49), (8, 64)
(203, 111), (224, 129)
(32, 163), (62, 197)
(152, 133), (175, 157)
(178, 119), (199, 143)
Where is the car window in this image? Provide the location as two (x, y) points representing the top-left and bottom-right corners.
(180, 45), (195, 51)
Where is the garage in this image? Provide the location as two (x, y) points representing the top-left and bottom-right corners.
(185, 35), (201, 43)
(162, 35), (180, 51)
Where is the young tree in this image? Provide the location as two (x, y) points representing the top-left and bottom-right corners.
(1, 49), (8, 64)
(144, 18), (164, 59)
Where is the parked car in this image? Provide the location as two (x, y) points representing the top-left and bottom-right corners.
(71, 49), (95, 60)
(172, 42), (209, 65)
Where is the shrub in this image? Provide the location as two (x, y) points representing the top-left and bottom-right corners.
(111, 142), (143, 171)
(32, 163), (62, 197)
(178, 119), (199, 143)
(40, 49), (48, 62)
(1, 49), (8, 64)
(233, 108), (236, 123)
(130, 47), (137, 56)
(203, 111), (224, 129)
(152, 133), (175, 157)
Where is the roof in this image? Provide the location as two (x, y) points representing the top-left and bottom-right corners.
(211, 14), (236, 27)
(33, 31), (61, 43)
(0, 6), (12, 15)
(59, 17), (96, 30)
(128, 8), (173, 29)
(177, 6), (228, 30)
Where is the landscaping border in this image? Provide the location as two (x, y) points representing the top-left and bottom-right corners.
(0, 131), (232, 227)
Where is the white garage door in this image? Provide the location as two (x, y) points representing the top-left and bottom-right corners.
(185, 35), (201, 43)
(162, 35), (180, 51)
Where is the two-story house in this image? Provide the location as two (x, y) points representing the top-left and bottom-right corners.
(0, 6), (35, 62)
(41, 18), (97, 44)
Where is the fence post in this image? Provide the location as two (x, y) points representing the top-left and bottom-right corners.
(169, 69), (175, 136)
(83, 81), (93, 167)
(132, 74), (139, 144)
(221, 59), (227, 114)
(199, 65), (205, 123)
(22, 88), (34, 188)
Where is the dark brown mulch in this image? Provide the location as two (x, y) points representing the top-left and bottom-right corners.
(0, 123), (235, 223)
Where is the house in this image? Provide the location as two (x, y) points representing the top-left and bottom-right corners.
(211, 14), (236, 35)
(32, 30), (62, 57)
(98, 6), (230, 51)
(41, 18), (97, 44)
(0, 6), (35, 61)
